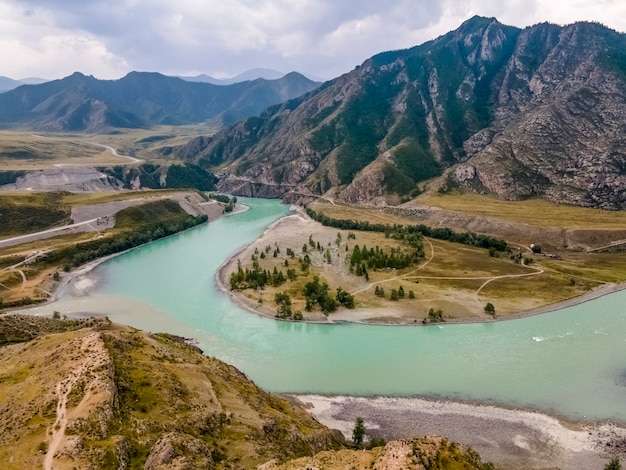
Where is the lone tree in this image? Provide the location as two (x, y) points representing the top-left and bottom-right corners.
(352, 417), (365, 446)
(484, 302), (496, 315)
(605, 457), (621, 470)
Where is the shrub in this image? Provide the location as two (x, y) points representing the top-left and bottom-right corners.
(428, 308), (444, 322)
(605, 457), (621, 470)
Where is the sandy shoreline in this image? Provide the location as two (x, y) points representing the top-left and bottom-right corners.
(290, 394), (626, 469)
(214, 211), (332, 321)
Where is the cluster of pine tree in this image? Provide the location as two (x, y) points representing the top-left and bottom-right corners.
(350, 244), (420, 272)
(304, 276), (355, 314)
(230, 261), (287, 290)
(374, 285), (415, 300)
(274, 292), (302, 320)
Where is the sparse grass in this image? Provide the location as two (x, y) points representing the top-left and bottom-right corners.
(0, 326), (104, 469)
(309, 201), (411, 227)
(0, 270), (23, 288)
(0, 231), (100, 257)
(60, 189), (189, 206)
(114, 199), (191, 229)
(479, 271), (598, 305)
(97, 325), (341, 468)
(414, 239), (531, 278)
(417, 192), (626, 230)
(0, 315), (102, 346)
(0, 132), (120, 170)
(543, 251), (626, 284)
(0, 192), (71, 237)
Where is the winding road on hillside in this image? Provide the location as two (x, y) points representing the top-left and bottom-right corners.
(52, 142), (143, 167)
(93, 143), (143, 164)
(0, 218), (106, 249)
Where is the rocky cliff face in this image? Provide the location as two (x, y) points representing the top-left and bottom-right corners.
(171, 17), (626, 209)
(453, 22), (626, 209)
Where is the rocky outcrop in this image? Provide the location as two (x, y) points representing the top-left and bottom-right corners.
(265, 436), (490, 470)
(171, 17), (626, 209)
(144, 433), (214, 470)
(447, 22), (626, 209)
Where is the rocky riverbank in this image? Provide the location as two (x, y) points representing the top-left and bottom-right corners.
(292, 394), (626, 470)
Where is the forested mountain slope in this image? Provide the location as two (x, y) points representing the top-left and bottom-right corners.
(170, 16), (626, 209)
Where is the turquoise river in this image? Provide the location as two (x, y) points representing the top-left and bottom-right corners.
(31, 198), (626, 423)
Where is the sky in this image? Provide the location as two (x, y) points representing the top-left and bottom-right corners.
(1, 0), (626, 82)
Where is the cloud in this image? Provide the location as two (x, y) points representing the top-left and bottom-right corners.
(1, 0), (626, 81)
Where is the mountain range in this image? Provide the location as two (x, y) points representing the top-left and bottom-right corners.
(0, 71), (320, 131)
(0, 69), (303, 92)
(0, 76), (47, 93)
(179, 67), (287, 85)
(168, 16), (626, 209)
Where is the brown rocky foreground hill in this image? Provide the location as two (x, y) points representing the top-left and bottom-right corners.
(0, 315), (494, 469)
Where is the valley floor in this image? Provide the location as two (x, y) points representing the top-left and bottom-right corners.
(0, 191), (231, 307)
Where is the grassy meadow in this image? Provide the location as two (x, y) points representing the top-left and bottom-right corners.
(0, 132), (117, 170)
(417, 192), (626, 230)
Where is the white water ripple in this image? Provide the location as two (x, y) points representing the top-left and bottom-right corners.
(532, 332), (573, 342)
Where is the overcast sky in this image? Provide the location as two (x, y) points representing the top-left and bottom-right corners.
(2, 0), (626, 81)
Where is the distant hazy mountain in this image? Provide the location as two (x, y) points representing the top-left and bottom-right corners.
(179, 74), (223, 85)
(0, 71), (320, 131)
(0, 76), (48, 93)
(0, 77), (20, 93)
(180, 68), (287, 85)
(18, 77), (48, 85)
(170, 16), (626, 209)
